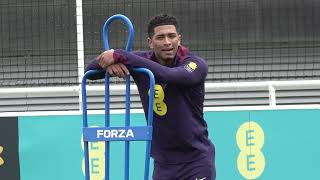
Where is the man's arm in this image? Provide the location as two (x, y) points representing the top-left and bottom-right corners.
(85, 51), (129, 79)
(111, 49), (208, 86)
(85, 57), (105, 80)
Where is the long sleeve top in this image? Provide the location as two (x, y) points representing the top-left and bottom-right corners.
(86, 45), (214, 164)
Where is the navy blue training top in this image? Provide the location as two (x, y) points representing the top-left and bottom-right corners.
(86, 46), (214, 164)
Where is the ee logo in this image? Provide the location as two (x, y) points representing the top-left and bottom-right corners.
(236, 121), (265, 179)
(149, 84), (167, 116)
(81, 131), (105, 179)
(0, 145), (4, 166)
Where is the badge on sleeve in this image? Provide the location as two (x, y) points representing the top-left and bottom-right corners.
(184, 62), (198, 72)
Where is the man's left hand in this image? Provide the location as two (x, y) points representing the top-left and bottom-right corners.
(107, 63), (129, 78)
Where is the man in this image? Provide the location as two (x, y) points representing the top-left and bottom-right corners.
(86, 14), (216, 180)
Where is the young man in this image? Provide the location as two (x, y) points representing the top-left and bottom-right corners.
(86, 14), (216, 180)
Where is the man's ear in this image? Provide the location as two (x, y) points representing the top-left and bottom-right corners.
(148, 37), (153, 49)
(178, 34), (181, 46)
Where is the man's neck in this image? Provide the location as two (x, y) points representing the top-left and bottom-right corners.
(155, 55), (174, 67)
(159, 59), (173, 67)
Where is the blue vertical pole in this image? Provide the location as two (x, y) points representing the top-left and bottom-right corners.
(105, 73), (110, 180)
(125, 76), (130, 180)
(82, 76), (90, 180)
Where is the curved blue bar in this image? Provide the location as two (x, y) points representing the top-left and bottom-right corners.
(133, 68), (155, 180)
(102, 14), (134, 51)
(81, 69), (103, 180)
(104, 14), (134, 180)
(102, 14), (135, 180)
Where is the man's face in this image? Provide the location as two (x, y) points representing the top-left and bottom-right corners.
(148, 25), (181, 64)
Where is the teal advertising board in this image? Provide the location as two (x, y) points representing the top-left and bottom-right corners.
(206, 109), (320, 180)
(15, 109), (320, 179)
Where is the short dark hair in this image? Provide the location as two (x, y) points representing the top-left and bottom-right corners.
(147, 14), (180, 38)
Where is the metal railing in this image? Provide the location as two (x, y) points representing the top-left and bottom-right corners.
(1, 80), (320, 117)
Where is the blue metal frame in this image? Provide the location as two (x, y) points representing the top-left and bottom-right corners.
(82, 14), (155, 180)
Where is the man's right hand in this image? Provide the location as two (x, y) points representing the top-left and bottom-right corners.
(97, 49), (115, 69)
(107, 63), (130, 78)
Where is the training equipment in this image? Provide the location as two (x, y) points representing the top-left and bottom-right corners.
(82, 14), (155, 180)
